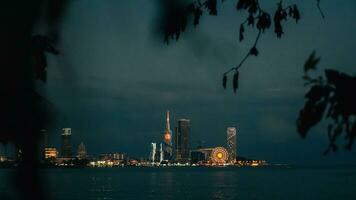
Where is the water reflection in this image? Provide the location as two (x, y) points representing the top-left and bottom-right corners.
(211, 170), (238, 200)
(90, 175), (113, 200)
(7, 167), (353, 200)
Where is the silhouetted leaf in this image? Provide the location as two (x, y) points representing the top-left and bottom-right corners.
(297, 100), (327, 138)
(239, 24), (244, 41)
(292, 5), (300, 23)
(324, 69), (340, 85)
(288, 7), (293, 17)
(247, 14), (254, 26)
(204, 0), (217, 15)
(222, 74), (227, 89)
(236, 0), (251, 10)
(256, 12), (271, 32)
(304, 51), (320, 73)
(193, 7), (203, 27)
(247, 0), (258, 14)
(250, 46), (258, 56)
(233, 71), (239, 93)
(273, 2), (287, 38)
(305, 85), (329, 101)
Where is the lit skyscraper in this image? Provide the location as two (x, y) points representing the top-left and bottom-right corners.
(61, 128), (72, 158)
(163, 111), (173, 161)
(159, 143), (164, 163)
(227, 127), (237, 162)
(150, 143), (156, 163)
(175, 119), (190, 162)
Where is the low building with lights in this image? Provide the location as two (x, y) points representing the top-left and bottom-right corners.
(190, 147), (229, 165)
(44, 147), (58, 159)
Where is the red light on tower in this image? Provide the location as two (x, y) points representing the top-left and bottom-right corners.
(164, 132), (171, 141)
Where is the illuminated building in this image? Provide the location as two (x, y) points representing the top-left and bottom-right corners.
(150, 143), (156, 163)
(197, 148), (213, 161)
(44, 148), (58, 159)
(99, 153), (125, 161)
(61, 128), (72, 158)
(112, 152), (125, 160)
(227, 127), (237, 163)
(211, 147), (228, 164)
(77, 142), (87, 159)
(175, 119), (190, 162)
(192, 147), (229, 164)
(159, 143), (163, 163)
(163, 110), (173, 161)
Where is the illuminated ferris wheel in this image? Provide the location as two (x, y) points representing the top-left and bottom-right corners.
(211, 147), (229, 164)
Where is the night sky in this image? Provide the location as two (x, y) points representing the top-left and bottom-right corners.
(28, 0), (356, 165)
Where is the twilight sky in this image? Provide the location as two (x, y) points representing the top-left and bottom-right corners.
(33, 0), (356, 165)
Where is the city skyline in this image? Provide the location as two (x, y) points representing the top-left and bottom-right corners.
(36, 0), (356, 166)
(1, 1), (355, 200)
(19, 110), (239, 164)
(0, 110), (244, 167)
(1, 2), (355, 165)
(39, 110), (239, 158)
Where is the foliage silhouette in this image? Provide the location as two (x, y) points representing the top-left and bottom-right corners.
(161, 0), (356, 153)
(1, 1), (67, 200)
(160, 0), (325, 94)
(297, 52), (356, 154)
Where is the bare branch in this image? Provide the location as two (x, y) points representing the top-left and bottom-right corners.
(317, 0), (325, 19)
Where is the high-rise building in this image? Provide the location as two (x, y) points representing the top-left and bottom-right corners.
(77, 142), (87, 159)
(61, 128), (72, 158)
(175, 119), (190, 162)
(159, 143), (164, 163)
(227, 127), (237, 162)
(163, 111), (173, 161)
(150, 143), (156, 163)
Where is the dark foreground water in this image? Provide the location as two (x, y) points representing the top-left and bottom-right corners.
(1, 166), (356, 200)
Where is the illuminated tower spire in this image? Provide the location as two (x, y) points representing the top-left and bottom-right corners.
(163, 110), (173, 161)
(165, 110), (171, 131)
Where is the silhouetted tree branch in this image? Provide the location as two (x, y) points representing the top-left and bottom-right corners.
(160, 0), (312, 94)
(297, 52), (356, 154)
(316, 0), (325, 19)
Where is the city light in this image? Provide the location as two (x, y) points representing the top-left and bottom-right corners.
(0, 110), (268, 168)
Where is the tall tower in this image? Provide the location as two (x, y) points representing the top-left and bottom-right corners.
(227, 127), (237, 163)
(175, 119), (190, 162)
(61, 128), (72, 158)
(163, 110), (173, 161)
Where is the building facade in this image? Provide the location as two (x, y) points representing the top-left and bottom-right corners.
(175, 119), (190, 162)
(44, 147), (58, 159)
(227, 127), (237, 162)
(61, 128), (72, 158)
(150, 143), (156, 163)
